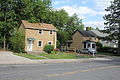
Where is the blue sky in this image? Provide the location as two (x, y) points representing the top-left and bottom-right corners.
(51, 0), (113, 30)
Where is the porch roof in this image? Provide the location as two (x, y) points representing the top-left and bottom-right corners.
(27, 38), (36, 41)
(82, 40), (95, 44)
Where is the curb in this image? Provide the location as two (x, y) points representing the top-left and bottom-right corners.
(0, 58), (111, 65)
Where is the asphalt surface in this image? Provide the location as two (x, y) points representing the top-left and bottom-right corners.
(0, 58), (120, 80)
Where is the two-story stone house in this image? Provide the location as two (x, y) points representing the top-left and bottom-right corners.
(19, 20), (57, 52)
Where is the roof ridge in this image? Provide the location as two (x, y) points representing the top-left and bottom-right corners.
(21, 20), (57, 31)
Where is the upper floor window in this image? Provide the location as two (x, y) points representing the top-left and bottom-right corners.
(39, 30), (43, 34)
(49, 31), (53, 35)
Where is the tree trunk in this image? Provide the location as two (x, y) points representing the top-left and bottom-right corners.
(3, 34), (6, 50)
(118, 23), (120, 55)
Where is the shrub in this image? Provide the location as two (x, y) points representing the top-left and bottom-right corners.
(98, 46), (117, 54)
(96, 42), (103, 48)
(51, 48), (60, 54)
(9, 31), (25, 53)
(44, 45), (54, 53)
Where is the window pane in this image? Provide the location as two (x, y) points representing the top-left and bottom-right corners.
(38, 41), (42, 46)
(84, 43), (86, 48)
(88, 44), (90, 48)
(48, 42), (52, 45)
(92, 44), (95, 48)
(39, 30), (42, 34)
(50, 31), (52, 34)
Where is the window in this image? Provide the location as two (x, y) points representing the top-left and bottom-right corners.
(38, 41), (42, 47)
(48, 41), (52, 45)
(84, 43), (86, 48)
(49, 31), (53, 35)
(92, 44), (95, 48)
(39, 30), (43, 34)
(95, 38), (96, 40)
(87, 43), (90, 48)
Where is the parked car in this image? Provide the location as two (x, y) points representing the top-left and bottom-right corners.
(77, 48), (97, 54)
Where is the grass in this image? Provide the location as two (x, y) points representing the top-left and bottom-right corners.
(97, 52), (117, 56)
(16, 53), (45, 59)
(16, 53), (94, 59)
(39, 53), (93, 59)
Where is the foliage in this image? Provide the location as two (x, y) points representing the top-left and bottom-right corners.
(97, 52), (117, 56)
(51, 48), (60, 54)
(104, 0), (120, 54)
(57, 30), (69, 45)
(44, 45), (54, 53)
(86, 27), (93, 31)
(56, 41), (60, 48)
(9, 30), (25, 53)
(96, 42), (103, 48)
(97, 46), (117, 54)
(0, 0), (84, 51)
(0, 0), (18, 49)
(96, 27), (100, 30)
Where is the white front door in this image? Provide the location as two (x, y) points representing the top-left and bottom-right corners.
(28, 40), (33, 51)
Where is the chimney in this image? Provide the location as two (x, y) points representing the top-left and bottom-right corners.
(86, 27), (89, 31)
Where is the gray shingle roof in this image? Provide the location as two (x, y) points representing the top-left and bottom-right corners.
(78, 30), (97, 37)
(91, 30), (109, 37)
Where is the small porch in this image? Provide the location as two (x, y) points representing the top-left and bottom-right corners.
(82, 40), (96, 49)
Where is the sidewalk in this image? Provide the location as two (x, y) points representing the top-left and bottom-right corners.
(33, 58), (111, 64)
(0, 51), (112, 64)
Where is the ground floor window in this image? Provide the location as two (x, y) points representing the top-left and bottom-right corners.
(38, 40), (42, 47)
(48, 41), (52, 45)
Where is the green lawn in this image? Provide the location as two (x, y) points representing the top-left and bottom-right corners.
(16, 53), (93, 59)
(39, 53), (93, 59)
(16, 53), (45, 59)
(97, 52), (117, 56)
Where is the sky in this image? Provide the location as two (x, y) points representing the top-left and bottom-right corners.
(51, 0), (113, 30)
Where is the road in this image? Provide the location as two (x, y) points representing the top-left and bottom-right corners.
(0, 58), (120, 80)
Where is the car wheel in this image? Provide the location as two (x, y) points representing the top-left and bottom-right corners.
(88, 51), (91, 54)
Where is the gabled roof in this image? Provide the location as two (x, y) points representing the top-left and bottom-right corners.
(77, 29), (97, 37)
(91, 30), (109, 37)
(21, 20), (57, 31)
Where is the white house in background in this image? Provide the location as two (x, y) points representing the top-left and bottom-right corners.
(91, 30), (118, 48)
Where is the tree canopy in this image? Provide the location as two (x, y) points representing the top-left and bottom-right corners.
(104, 0), (120, 55)
(0, 0), (84, 50)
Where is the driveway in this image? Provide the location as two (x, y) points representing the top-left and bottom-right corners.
(0, 51), (34, 64)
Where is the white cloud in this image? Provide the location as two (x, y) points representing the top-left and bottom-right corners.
(83, 21), (105, 30)
(58, 5), (106, 19)
(93, 0), (114, 10)
(53, 0), (69, 5)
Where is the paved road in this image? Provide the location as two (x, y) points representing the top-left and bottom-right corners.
(0, 58), (120, 80)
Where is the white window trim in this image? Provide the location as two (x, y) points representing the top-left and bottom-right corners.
(49, 31), (54, 35)
(38, 40), (43, 47)
(38, 30), (43, 34)
(48, 41), (52, 45)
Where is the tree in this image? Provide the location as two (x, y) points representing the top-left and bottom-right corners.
(104, 0), (120, 55)
(66, 14), (84, 39)
(96, 27), (100, 30)
(9, 30), (25, 53)
(0, 0), (18, 50)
